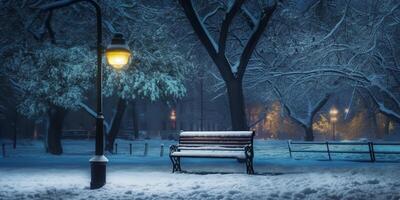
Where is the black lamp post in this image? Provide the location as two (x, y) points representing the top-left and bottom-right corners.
(40, 0), (131, 189)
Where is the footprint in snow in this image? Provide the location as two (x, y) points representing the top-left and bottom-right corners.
(192, 185), (200, 190)
(228, 190), (239, 195)
(124, 191), (132, 195)
(352, 181), (361, 186)
(366, 179), (380, 185)
(301, 188), (317, 195)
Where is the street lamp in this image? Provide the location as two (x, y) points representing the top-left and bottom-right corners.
(40, 0), (132, 189)
(106, 33), (132, 69)
(87, 33), (130, 189)
(170, 109), (177, 129)
(266, 115), (272, 138)
(266, 115), (272, 129)
(329, 107), (338, 140)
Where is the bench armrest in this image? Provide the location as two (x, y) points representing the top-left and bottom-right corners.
(244, 144), (253, 158)
(169, 144), (179, 155)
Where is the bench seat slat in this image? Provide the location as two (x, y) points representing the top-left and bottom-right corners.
(180, 137), (252, 141)
(178, 146), (244, 151)
(180, 140), (251, 144)
(180, 141), (251, 143)
(179, 144), (249, 147)
(181, 142), (250, 146)
(180, 136), (252, 139)
(180, 131), (253, 137)
(178, 144), (247, 148)
(171, 150), (246, 159)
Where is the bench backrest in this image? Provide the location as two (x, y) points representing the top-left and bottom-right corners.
(178, 131), (254, 148)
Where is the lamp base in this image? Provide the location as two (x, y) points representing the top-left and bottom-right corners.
(90, 155), (108, 189)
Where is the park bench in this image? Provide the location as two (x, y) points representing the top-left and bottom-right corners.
(169, 131), (255, 174)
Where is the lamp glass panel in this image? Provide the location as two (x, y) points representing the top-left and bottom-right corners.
(106, 51), (131, 69)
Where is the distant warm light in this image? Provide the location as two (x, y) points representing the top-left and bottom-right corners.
(170, 110), (176, 121)
(33, 126), (38, 140)
(330, 107), (338, 122)
(313, 114), (330, 134)
(329, 107), (338, 116)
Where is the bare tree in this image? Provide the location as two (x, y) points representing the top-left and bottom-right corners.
(178, 0), (277, 130)
(240, 0), (393, 140)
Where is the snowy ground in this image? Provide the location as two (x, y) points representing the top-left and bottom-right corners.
(0, 139), (399, 200)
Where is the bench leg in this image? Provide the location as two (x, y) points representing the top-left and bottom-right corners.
(170, 156), (181, 173)
(246, 157), (254, 174)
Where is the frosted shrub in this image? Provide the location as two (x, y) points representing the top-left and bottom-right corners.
(14, 45), (94, 118)
(103, 38), (191, 102)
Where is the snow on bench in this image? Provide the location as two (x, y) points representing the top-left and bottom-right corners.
(177, 146), (244, 151)
(179, 131), (254, 137)
(169, 131), (255, 174)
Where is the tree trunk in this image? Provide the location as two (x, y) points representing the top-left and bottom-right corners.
(12, 116), (17, 149)
(43, 117), (49, 152)
(384, 117), (390, 136)
(226, 79), (248, 130)
(178, 1), (275, 132)
(47, 105), (67, 155)
(131, 100), (139, 139)
(105, 98), (127, 152)
(316, 0), (328, 21)
(200, 78), (204, 131)
(370, 110), (379, 139)
(304, 126), (314, 141)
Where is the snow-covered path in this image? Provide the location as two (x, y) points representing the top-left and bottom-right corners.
(0, 140), (399, 200)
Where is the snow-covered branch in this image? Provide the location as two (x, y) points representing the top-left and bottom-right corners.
(306, 1), (349, 47)
(179, 0), (234, 82)
(78, 102), (110, 132)
(236, 5), (276, 79)
(218, 0), (244, 54)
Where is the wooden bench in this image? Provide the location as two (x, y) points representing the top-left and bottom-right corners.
(169, 131), (255, 174)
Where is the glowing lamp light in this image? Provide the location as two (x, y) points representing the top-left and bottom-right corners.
(329, 107), (338, 116)
(170, 110), (176, 121)
(329, 107), (339, 122)
(106, 51), (131, 69)
(105, 33), (132, 69)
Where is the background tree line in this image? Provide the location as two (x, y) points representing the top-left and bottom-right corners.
(1, 0), (399, 156)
